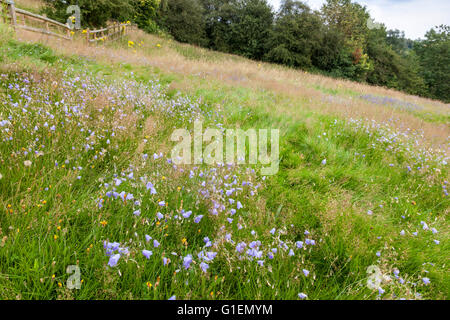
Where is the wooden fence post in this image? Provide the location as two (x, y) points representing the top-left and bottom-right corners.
(6, 0), (17, 30)
(86, 28), (90, 45)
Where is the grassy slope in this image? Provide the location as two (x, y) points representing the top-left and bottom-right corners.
(0, 21), (448, 300)
(13, 0), (43, 14)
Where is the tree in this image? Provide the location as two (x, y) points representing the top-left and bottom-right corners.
(321, 0), (372, 80)
(265, 0), (322, 68)
(321, 0), (370, 49)
(201, 0), (241, 52)
(312, 26), (352, 74)
(386, 29), (414, 55)
(228, 0), (274, 60)
(158, 0), (207, 46)
(366, 27), (426, 96)
(134, 0), (161, 33)
(414, 25), (450, 102)
(43, 0), (134, 27)
(201, 0), (273, 60)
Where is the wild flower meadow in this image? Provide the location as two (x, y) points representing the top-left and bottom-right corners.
(0, 23), (448, 300)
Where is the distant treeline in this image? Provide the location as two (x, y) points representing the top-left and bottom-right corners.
(43, 0), (450, 102)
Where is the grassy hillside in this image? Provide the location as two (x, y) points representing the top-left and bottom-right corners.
(0, 19), (448, 300)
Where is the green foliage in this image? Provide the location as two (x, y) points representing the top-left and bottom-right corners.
(311, 26), (346, 72)
(227, 0), (274, 60)
(201, 0), (238, 52)
(321, 0), (370, 50)
(43, 0), (135, 27)
(39, 0), (450, 102)
(133, 0), (161, 33)
(265, 1), (322, 68)
(158, 0), (208, 46)
(1, 28), (448, 300)
(366, 30), (427, 96)
(386, 29), (414, 55)
(200, 0), (273, 60)
(321, 0), (374, 80)
(414, 25), (450, 102)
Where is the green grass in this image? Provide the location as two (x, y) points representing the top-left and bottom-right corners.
(0, 25), (448, 300)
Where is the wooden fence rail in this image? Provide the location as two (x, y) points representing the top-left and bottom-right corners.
(0, 0), (131, 43)
(1, 0), (72, 40)
(86, 23), (129, 44)
(15, 7), (72, 40)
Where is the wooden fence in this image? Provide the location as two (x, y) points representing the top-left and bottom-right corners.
(1, 0), (72, 40)
(85, 23), (130, 44)
(0, 0), (131, 43)
(0, 0), (15, 25)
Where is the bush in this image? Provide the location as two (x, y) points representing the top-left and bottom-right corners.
(134, 0), (161, 33)
(265, 1), (322, 69)
(42, 0), (135, 27)
(414, 25), (450, 102)
(158, 0), (207, 46)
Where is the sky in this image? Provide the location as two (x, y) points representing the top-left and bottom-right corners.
(267, 0), (450, 40)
